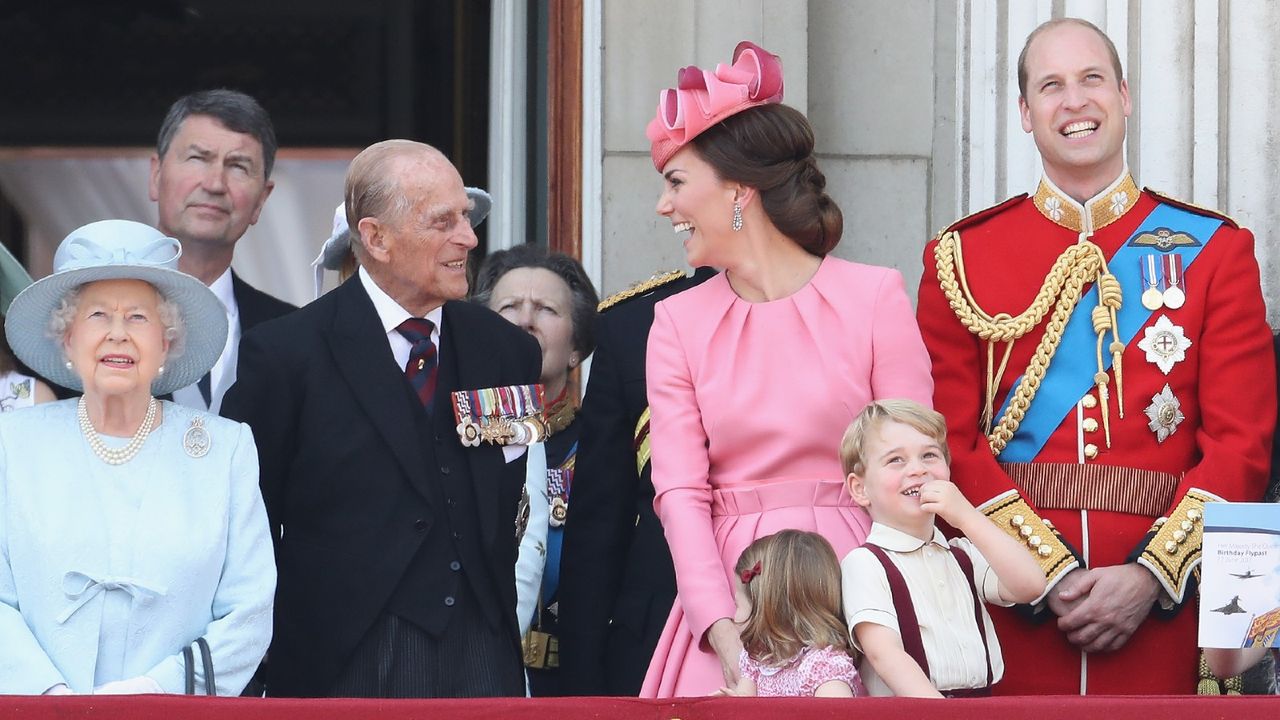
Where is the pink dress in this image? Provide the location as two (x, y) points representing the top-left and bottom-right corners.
(739, 646), (865, 697)
(640, 256), (934, 697)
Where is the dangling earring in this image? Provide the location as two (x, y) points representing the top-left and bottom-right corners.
(732, 201), (743, 232)
(65, 360), (73, 370)
(569, 353), (579, 369)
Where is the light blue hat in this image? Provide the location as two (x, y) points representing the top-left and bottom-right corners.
(4, 220), (228, 395)
(0, 242), (33, 315)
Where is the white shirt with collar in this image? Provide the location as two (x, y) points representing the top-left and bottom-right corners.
(841, 522), (1009, 695)
(358, 266), (442, 368)
(171, 267), (239, 414)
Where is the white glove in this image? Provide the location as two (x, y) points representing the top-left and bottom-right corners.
(94, 676), (163, 694)
(42, 683), (74, 695)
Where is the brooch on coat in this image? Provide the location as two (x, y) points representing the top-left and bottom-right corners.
(452, 384), (547, 447)
(183, 416), (211, 458)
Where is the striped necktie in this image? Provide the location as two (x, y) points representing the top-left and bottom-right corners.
(396, 318), (437, 411)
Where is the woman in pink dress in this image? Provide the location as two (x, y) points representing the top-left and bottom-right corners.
(639, 41), (934, 698)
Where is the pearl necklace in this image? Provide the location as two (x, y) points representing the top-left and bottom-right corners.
(77, 396), (158, 466)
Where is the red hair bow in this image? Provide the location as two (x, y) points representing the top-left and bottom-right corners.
(739, 560), (763, 584)
(645, 40), (785, 171)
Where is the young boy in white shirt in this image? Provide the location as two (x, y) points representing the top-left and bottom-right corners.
(839, 400), (1046, 697)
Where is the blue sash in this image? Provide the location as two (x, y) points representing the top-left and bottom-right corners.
(996, 203), (1222, 462)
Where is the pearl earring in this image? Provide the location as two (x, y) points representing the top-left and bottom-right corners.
(732, 201), (743, 232)
(65, 361), (73, 370)
(157, 365), (165, 376)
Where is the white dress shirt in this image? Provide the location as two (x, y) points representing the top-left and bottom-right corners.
(171, 268), (239, 414)
(358, 266), (443, 367)
(842, 523), (1009, 695)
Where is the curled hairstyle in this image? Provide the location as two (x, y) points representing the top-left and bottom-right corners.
(47, 285), (187, 361)
(692, 103), (842, 256)
(157, 89), (278, 178)
(839, 399), (949, 477)
(1017, 18), (1124, 99)
(471, 244), (599, 359)
(736, 529), (852, 666)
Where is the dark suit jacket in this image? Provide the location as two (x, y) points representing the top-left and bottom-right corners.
(232, 271), (296, 334)
(557, 269), (713, 696)
(222, 275), (540, 697)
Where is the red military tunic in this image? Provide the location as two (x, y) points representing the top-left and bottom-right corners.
(917, 172), (1274, 695)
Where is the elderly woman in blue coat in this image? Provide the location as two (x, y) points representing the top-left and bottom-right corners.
(0, 220), (274, 695)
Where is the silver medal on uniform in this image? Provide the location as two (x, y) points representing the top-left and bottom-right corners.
(1137, 315), (1192, 375)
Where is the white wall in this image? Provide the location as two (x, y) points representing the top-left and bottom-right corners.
(0, 152), (353, 308)
(592, 0), (1280, 326)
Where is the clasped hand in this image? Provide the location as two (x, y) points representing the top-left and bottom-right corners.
(1050, 564), (1160, 653)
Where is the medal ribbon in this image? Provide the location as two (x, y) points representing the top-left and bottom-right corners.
(1142, 254), (1161, 291)
(1164, 254), (1183, 292)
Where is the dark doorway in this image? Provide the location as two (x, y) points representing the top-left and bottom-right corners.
(0, 0), (492, 252)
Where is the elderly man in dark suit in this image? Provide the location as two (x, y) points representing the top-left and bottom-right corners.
(150, 89), (295, 413)
(557, 268), (713, 695)
(222, 140), (540, 698)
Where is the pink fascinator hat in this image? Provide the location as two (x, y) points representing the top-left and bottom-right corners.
(645, 40), (784, 171)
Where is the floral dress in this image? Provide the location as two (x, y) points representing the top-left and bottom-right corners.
(739, 645), (864, 697)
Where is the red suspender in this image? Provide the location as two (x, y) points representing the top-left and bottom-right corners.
(862, 544), (930, 679)
(947, 545), (994, 689)
(862, 542), (994, 689)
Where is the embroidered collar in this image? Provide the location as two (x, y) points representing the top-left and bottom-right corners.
(1032, 169), (1140, 233)
(543, 388), (577, 438)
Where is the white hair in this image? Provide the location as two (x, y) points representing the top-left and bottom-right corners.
(48, 283), (187, 360)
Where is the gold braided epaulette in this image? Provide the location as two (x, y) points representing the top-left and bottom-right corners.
(597, 270), (688, 312)
(979, 490), (1080, 599)
(932, 194), (1028, 240)
(1143, 188), (1240, 229)
(1136, 488), (1223, 603)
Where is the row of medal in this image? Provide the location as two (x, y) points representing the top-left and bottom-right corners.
(1136, 253), (1191, 444)
(1140, 253), (1186, 310)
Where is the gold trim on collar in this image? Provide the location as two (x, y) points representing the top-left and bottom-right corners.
(1032, 172), (1140, 233)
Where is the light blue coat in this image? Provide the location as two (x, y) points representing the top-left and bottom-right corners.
(0, 400), (275, 695)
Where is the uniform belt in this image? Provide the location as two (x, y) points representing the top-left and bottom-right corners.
(999, 461), (1181, 517)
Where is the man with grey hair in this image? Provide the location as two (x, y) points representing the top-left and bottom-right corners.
(150, 89), (294, 413)
(223, 140), (541, 697)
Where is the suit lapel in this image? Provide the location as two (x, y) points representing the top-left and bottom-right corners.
(231, 272), (263, 331)
(326, 279), (434, 505)
(437, 302), (503, 545)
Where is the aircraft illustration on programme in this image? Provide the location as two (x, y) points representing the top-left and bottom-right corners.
(1212, 596), (1247, 615)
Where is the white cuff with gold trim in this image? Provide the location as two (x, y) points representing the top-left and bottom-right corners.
(978, 489), (1080, 605)
(1135, 488), (1224, 603)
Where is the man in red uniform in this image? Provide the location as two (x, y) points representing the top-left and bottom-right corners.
(917, 18), (1274, 694)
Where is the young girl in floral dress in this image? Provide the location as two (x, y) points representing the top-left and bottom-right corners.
(719, 530), (864, 697)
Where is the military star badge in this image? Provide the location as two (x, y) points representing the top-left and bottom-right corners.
(1137, 315), (1192, 375)
(1144, 384), (1185, 443)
